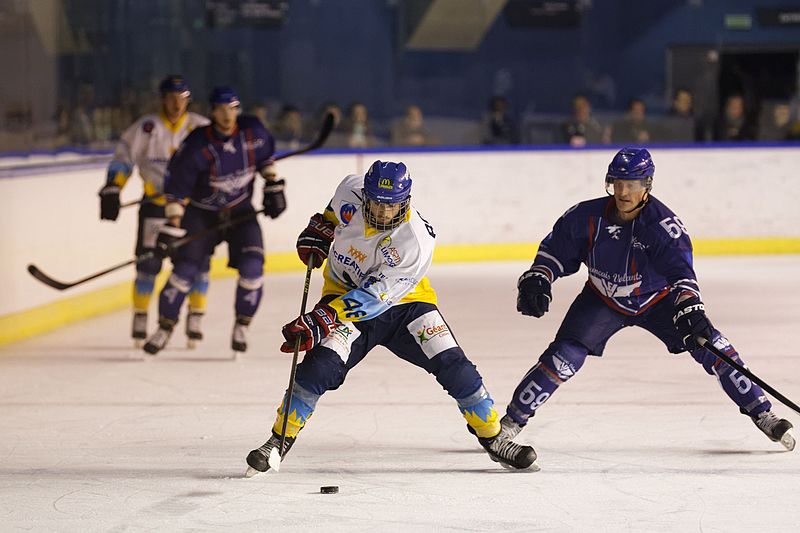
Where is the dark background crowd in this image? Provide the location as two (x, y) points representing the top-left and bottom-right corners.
(1, 0), (800, 153)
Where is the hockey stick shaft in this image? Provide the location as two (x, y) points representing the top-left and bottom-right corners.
(28, 208), (265, 291)
(120, 112), (335, 210)
(697, 336), (800, 416)
(277, 261), (315, 463)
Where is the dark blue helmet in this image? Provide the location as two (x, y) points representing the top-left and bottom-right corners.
(208, 86), (240, 108)
(363, 160), (412, 230)
(605, 147), (654, 194)
(159, 75), (191, 98)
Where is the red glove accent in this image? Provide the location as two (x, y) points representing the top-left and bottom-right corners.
(280, 303), (338, 353)
(296, 213), (335, 268)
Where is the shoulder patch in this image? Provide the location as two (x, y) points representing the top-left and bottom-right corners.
(142, 120), (154, 133)
(339, 203), (357, 224)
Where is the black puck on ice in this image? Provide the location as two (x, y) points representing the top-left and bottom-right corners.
(320, 485), (339, 494)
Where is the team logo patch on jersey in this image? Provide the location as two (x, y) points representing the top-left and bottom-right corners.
(320, 322), (361, 363)
(407, 310), (458, 359)
(606, 224), (622, 240)
(340, 203), (356, 224)
(142, 120), (154, 133)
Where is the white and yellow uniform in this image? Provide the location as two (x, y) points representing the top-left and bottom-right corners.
(107, 112), (210, 203)
(320, 173), (438, 321)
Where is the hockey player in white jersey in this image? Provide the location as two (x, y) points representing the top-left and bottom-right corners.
(245, 161), (537, 473)
(98, 75), (211, 347)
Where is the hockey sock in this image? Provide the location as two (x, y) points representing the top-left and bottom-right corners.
(133, 273), (156, 312)
(457, 385), (500, 438)
(272, 383), (319, 438)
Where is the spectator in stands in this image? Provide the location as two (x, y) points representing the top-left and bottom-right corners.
(562, 94), (606, 147)
(481, 95), (518, 145)
(69, 84), (96, 146)
(391, 105), (437, 146)
(611, 98), (652, 144)
(251, 102), (270, 129)
(344, 101), (377, 149)
(273, 104), (304, 150)
(713, 94), (756, 141)
(758, 101), (793, 141)
(666, 88), (702, 142)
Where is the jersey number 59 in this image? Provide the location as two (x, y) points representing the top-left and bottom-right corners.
(659, 216), (689, 239)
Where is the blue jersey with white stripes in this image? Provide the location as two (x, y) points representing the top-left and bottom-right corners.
(164, 115), (275, 211)
(532, 195), (699, 315)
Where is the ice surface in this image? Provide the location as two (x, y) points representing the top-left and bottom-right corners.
(1, 258), (799, 532)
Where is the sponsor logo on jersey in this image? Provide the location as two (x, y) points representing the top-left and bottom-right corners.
(340, 203), (356, 224)
(210, 168), (256, 194)
(142, 120), (154, 133)
(363, 275), (381, 288)
(407, 310), (459, 358)
(348, 245), (367, 263)
(606, 224), (622, 240)
(242, 139), (265, 150)
(631, 236), (648, 250)
(379, 236), (402, 267)
(378, 178), (393, 189)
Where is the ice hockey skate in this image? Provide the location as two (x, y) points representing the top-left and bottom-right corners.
(750, 409), (795, 451)
(143, 320), (174, 355)
(132, 312), (147, 348)
(231, 316), (250, 358)
(245, 431), (297, 477)
(477, 415), (539, 470)
(185, 311), (203, 349)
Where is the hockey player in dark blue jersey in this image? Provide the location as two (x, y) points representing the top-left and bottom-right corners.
(503, 147), (795, 454)
(143, 86), (287, 356)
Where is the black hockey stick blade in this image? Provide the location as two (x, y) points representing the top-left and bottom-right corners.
(27, 255), (145, 291)
(274, 112), (335, 161)
(697, 336), (800, 416)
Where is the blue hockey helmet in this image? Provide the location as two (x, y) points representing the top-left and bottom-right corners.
(208, 86), (241, 108)
(158, 75), (191, 98)
(363, 160), (412, 231)
(605, 147), (654, 195)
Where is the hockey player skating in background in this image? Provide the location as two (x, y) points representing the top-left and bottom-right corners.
(505, 147), (795, 453)
(99, 75), (211, 347)
(143, 86), (286, 356)
(245, 161), (538, 474)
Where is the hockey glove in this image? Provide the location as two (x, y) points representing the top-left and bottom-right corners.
(155, 223), (187, 258)
(99, 184), (121, 221)
(297, 213), (335, 268)
(517, 269), (552, 318)
(672, 295), (714, 351)
(280, 303), (339, 353)
(262, 179), (287, 219)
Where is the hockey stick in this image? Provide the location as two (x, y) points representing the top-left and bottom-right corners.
(268, 261), (315, 473)
(119, 112), (335, 210)
(697, 336), (800, 416)
(28, 208), (265, 291)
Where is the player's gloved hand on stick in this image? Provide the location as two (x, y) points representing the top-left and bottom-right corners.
(280, 303), (339, 353)
(672, 294), (714, 351)
(155, 223), (187, 258)
(517, 268), (552, 318)
(297, 213), (335, 268)
(262, 179), (287, 219)
(98, 184), (121, 221)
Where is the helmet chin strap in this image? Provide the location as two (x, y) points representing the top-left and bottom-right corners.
(622, 192), (650, 214)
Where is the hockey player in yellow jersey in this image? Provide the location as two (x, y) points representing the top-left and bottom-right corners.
(98, 75), (211, 347)
(246, 160), (538, 474)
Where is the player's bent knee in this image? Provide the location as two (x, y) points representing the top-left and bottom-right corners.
(295, 346), (348, 395)
(237, 249), (265, 279)
(539, 339), (589, 383)
(136, 256), (162, 277)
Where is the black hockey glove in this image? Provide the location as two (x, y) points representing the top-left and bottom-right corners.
(262, 179), (287, 219)
(98, 184), (121, 221)
(297, 213), (335, 268)
(672, 295), (714, 351)
(155, 223), (187, 258)
(517, 269), (552, 318)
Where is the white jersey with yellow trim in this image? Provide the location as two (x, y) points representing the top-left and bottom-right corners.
(321, 173), (437, 322)
(107, 111), (209, 204)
